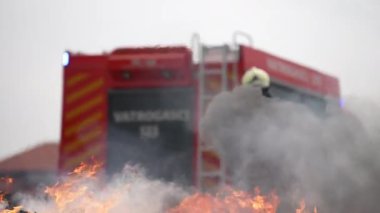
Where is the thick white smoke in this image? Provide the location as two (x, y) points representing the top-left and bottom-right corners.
(201, 86), (380, 212)
(344, 97), (380, 142)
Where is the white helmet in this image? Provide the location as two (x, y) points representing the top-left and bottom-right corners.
(241, 67), (270, 88)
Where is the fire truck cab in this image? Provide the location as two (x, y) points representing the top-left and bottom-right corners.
(59, 33), (340, 191)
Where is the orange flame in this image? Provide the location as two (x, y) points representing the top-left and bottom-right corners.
(70, 161), (103, 178)
(1, 180), (16, 213)
(169, 187), (280, 213)
(295, 199), (318, 213)
(295, 199), (306, 213)
(1, 191), (24, 213)
(2, 163), (319, 213)
(0, 206), (23, 213)
(44, 161), (121, 213)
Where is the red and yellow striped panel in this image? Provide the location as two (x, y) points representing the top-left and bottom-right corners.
(60, 71), (107, 172)
(201, 149), (221, 172)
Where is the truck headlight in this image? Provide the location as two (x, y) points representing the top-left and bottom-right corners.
(62, 51), (70, 67)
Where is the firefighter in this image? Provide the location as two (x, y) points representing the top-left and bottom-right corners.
(241, 67), (272, 98)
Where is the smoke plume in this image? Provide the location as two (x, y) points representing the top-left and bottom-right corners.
(201, 86), (380, 212)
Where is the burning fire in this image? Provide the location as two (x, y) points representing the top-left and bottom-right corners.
(0, 162), (318, 213)
(44, 162), (283, 213)
(44, 161), (121, 213)
(169, 187), (279, 213)
(1, 177), (23, 213)
(0, 206), (23, 213)
(295, 199), (318, 213)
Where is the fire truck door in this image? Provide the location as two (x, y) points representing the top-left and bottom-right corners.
(107, 87), (194, 185)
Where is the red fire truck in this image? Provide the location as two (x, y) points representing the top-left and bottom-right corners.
(58, 33), (340, 191)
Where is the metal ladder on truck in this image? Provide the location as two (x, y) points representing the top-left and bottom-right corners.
(191, 32), (253, 192)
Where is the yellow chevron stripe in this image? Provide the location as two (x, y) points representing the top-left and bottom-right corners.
(65, 95), (103, 121)
(66, 73), (88, 88)
(64, 111), (103, 137)
(64, 126), (103, 154)
(64, 143), (104, 171)
(66, 79), (104, 104)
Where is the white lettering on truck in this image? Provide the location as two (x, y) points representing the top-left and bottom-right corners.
(266, 58), (309, 82)
(113, 109), (191, 123)
(139, 125), (160, 139)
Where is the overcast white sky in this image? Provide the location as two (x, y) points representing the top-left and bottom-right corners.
(0, 0), (379, 159)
